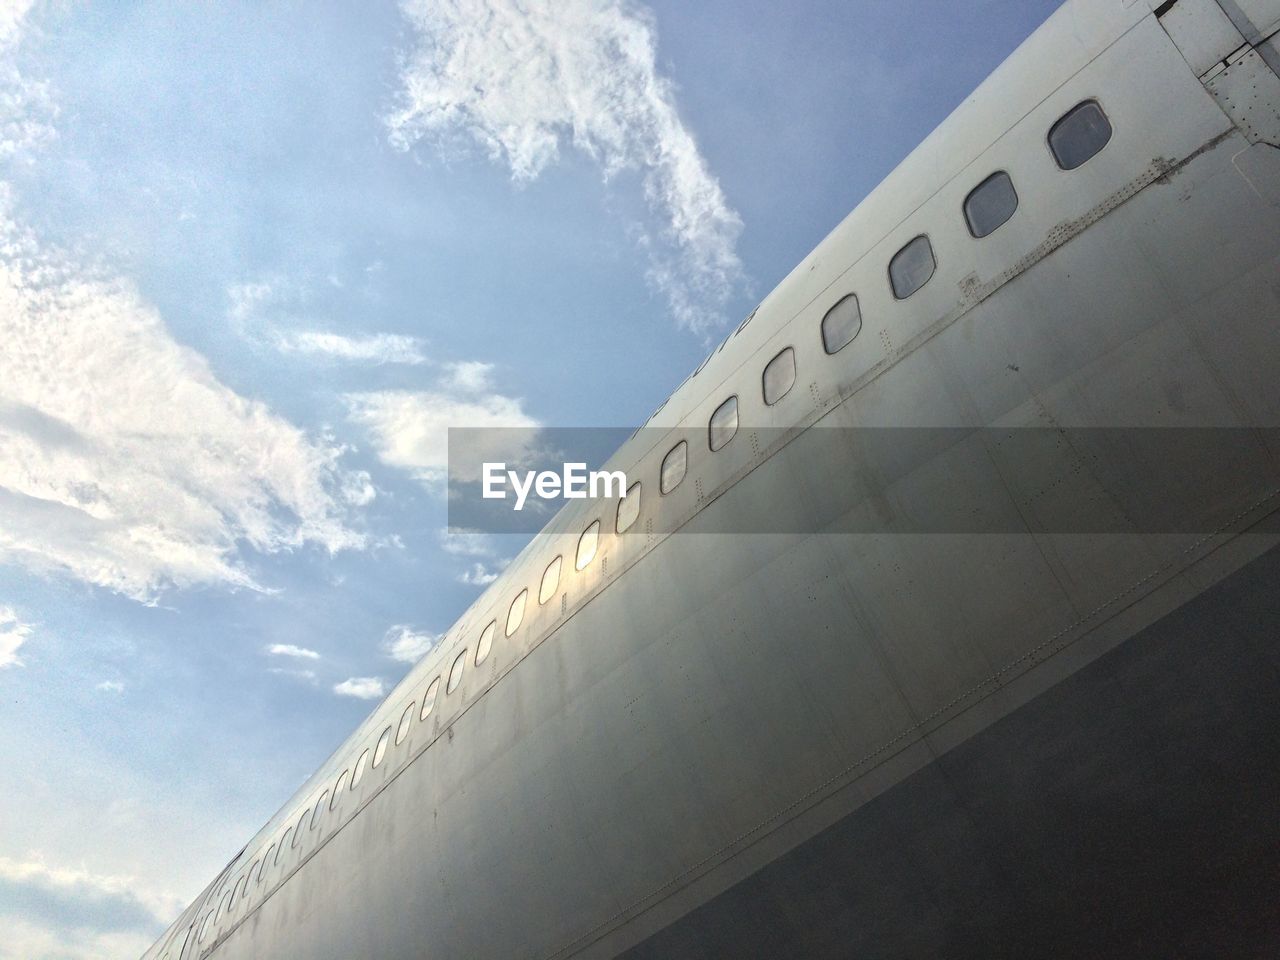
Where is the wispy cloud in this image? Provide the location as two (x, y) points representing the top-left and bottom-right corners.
(333, 676), (385, 700)
(229, 281), (429, 366)
(264, 643), (322, 660)
(0, 604), (31, 668)
(346, 389), (539, 487)
(94, 680), (124, 693)
(268, 666), (318, 685)
(382, 625), (439, 663)
(458, 561), (501, 586)
(387, 0), (746, 336)
(0, 854), (181, 942)
(0, 205), (373, 602)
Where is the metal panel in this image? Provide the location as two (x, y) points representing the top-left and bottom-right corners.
(1215, 0), (1280, 43)
(1159, 0), (1246, 77)
(1206, 46), (1280, 144)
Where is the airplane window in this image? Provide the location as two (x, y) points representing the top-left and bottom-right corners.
(821, 293), (862, 354)
(661, 441), (687, 494)
(330, 770), (349, 809)
(889, 235), (936, 299)
(311, 791), (328, 829)
(762, 347), (797, 405)
(395, 701), (415, 745)
(616, 482), (642, 533)
(964, 171), (1019, 238)
(199, 912), (213, 943)
(539, 556), (562, 604)
(262, 844), (275, 878)
(576, 521), (600, 570)
(1049, 100), (1111, 170)
(447, 650), (467, 693)
(475, 621), (496, 664)
(245, 862), (258, 895)
(276, 831), (290, 863)
(294, 811), (307, 844)
(351, 748), (370, 787)
(506, 589), (527, 636)
(227, 882), (239, 913)
(419, 677), (441, 719)
(372, 726), (392, 768)
(709, 396), (738, 451)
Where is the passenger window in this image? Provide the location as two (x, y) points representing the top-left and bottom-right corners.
(539, 556), (562, 604)
(1049, 100), (1111, 170)
(246, 862), (258, 894)
(276, 831), (290, 862)
(351, 748), (369, 788)
(616, 482), (642, 533)
(419, 677), (440, 719)
(506, 590), (527, 636)
(294, 812), (307, 843)
(447, 649), (467, 693)
(372, 726), (392, 768)
(821, 294), (862, 354)
(330, 770), (349, 808)
(660, 441), (687, 494)
(889, 235), (935, 299)
(708, 396), (738, 451)
(395, 701), (415, 745)
(262, 844), (275, 877)
(576, 521), (600, 570)
(762, 347), (796, 405)
(475, 621), (496, 664)
(964, 171), (1018, 238)
(199, 912), (213, 943)
(311, 791), (328, 829)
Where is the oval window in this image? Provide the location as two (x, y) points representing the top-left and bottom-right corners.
(576, 521), (599, 570)
(395, 701), (415, 745)
(262, 844), (275, 877)
(963, 171), (1018, 238)
(708, 396), (738, 451)
(616, 482), (642, 533)
(821, 294), (862, 354)
(199, 912), (213, 943)
(419, 677), (440, 720)
(1049, 100), (1112, 170)
(311, 791), (328, 829)
(294, 812), (307, 844)
(245, 863), (258, 896)
(660, 441), (687, 494)
(276, 831), (290, 863)
(447, 650), (467, 693)
(475, 621), (496, 664)
(351, 748), (369, 788)
(889, 235), (936, 300)
(330, 770), (349, 809)
(372, 726), (392, 768)
(506, 590), (527, 637)
(539, 556), (562, 605)
(762, 347), (796, 406)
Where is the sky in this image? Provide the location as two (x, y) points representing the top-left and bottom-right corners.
(0, 1), (1063, 957)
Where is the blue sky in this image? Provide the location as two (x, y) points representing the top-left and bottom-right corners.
(0, 1), (1062, 956)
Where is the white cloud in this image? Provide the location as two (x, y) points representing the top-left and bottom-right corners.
(458, 561), (501, 586)
(264, 643), (321, 660)
(438, 527), (496, 557)
(273, 330), (428, 365)
(382, 625), (439, 663)
(0, 604), (31, 668)
(333, 676), (385, 700)
(0, 853), (181, 939)
(387, 0), (745, 336)
(346, 389), (539, 487)
(228, 280), (428, 365)
(0, 207), (371, 602)
(439, 360), (494, 394)
(94, 680), (124, 693)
